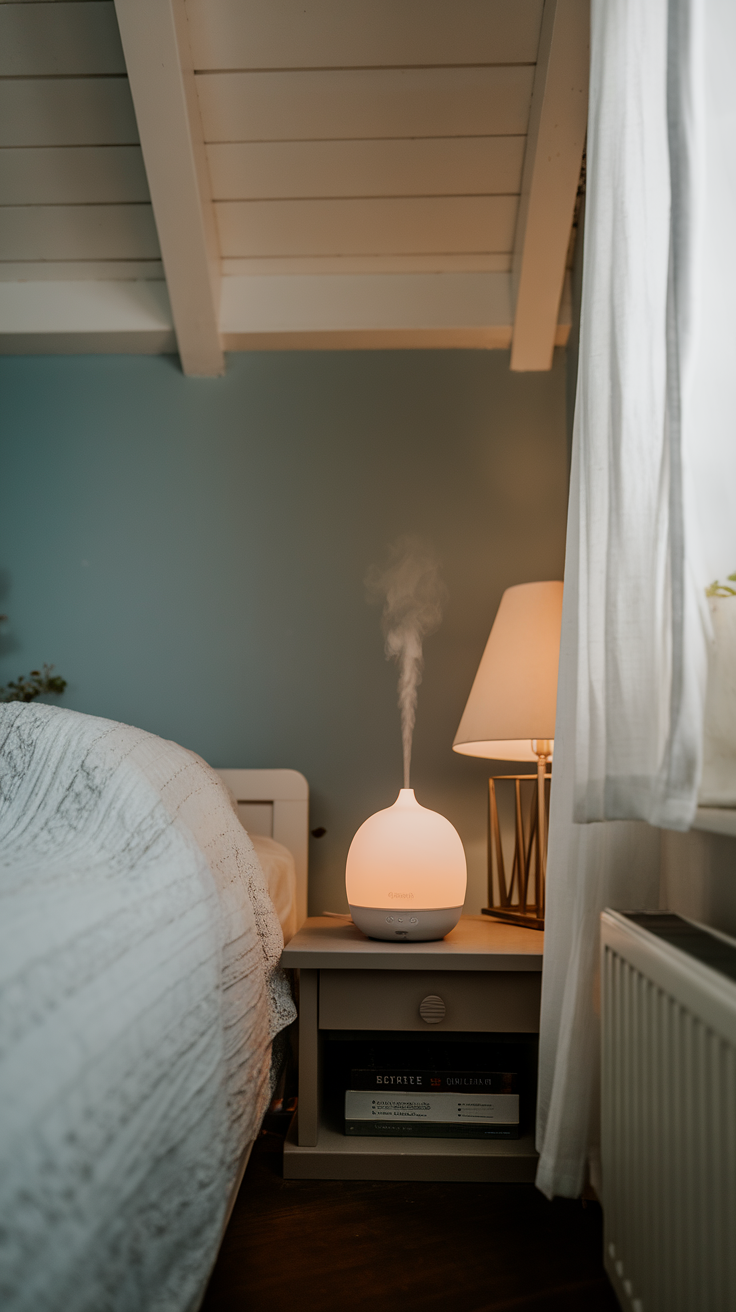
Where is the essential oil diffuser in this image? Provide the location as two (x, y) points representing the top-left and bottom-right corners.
(346, 787), (467, 941)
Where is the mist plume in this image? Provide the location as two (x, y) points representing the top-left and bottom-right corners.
(366, 537), (447, 789)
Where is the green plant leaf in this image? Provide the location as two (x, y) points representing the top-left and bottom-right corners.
(705, 575), (736, 599)
(0, 663), (67, 704)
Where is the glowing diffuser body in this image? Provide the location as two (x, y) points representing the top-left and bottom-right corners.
(346, 789), (467, 941)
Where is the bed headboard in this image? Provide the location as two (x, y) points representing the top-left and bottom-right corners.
(214, 768), (309, 930)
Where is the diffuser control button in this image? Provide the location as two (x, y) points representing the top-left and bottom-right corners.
(419, 995), (446, 1025)
(385, 916), (394, 923)
(410, 917), (418, 925)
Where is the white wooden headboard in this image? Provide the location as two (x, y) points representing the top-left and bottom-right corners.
(214, 768), (309, 930)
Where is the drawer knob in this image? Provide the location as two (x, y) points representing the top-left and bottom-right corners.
(419, 994), (446, 1024)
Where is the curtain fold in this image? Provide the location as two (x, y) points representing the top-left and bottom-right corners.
(571, 0), (708, 833)
(537, 0), (736, 1198)
(535, 372), (661, 1199)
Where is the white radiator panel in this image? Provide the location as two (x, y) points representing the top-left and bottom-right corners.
(601, 911), (736, 1312)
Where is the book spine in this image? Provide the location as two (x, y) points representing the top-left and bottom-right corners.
(344, 1090), (519, 1125)
(349, 1069), (517, 1093)
(344, 1121), (520, 1140)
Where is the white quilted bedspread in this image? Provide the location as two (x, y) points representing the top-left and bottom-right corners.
(0, 704), (296, 1312)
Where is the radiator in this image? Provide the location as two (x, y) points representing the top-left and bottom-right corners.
(601, 910), (736, 1312)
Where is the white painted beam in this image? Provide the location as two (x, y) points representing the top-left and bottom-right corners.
(0, 273), (570, 356)
(113, 0), (223, 376)
(510, 0), (589, 372)
(219, 271), (571, 352)
(0, 280), (175, 354)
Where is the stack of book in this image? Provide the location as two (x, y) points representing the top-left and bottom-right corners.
(344, 1067), (520, 1139)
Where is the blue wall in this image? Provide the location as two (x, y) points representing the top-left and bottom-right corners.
(0, 349), (569, 913)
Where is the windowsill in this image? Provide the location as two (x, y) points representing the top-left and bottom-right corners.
(693, 808), (736, 838)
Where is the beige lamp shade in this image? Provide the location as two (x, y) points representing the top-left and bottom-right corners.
(453, 580), (563, 762)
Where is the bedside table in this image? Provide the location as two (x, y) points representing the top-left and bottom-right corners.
(280, 915), (543, 1182)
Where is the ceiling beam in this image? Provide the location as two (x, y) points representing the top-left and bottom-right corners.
(114, 0), (224, 376)
(0, 272), (571, 357)
(219, 271), (572, 352)
(0, 280), (175, 355)
(510, 0), (589, 372)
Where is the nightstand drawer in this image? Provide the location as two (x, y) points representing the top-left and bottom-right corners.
(318, 969), (540, 1032)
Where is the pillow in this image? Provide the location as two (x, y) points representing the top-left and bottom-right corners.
(250, 833), (298, 945)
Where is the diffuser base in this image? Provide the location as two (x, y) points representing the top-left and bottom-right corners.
(349, 905), (463, 942)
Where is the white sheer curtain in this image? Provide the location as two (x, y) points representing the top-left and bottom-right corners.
(537, 0), (736, 1199)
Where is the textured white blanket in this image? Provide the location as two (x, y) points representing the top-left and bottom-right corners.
(0, 704), (296, 1312)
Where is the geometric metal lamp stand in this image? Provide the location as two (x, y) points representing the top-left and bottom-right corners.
(482, 743), (551, 931)
(452, 580), (563, 932)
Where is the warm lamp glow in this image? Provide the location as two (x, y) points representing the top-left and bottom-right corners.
(452, 580), (563, 930)
(346, 789), (467, 941)
(453, 581), (563, 761)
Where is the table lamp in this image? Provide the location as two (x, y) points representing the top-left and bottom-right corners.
(452, 581), (563, 930)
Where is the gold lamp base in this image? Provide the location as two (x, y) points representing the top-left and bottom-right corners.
(482, 906), (545, 931)
(484, 746), (551, 931)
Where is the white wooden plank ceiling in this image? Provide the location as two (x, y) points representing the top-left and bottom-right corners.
(0, 0), (589, 372)
(0, 2), (161, 282)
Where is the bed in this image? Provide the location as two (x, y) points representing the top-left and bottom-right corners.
(0, 704), (308, 1312)
(214, 768), (309, 946)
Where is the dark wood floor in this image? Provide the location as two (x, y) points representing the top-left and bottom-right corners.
(201, 1118), (619, 1312)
